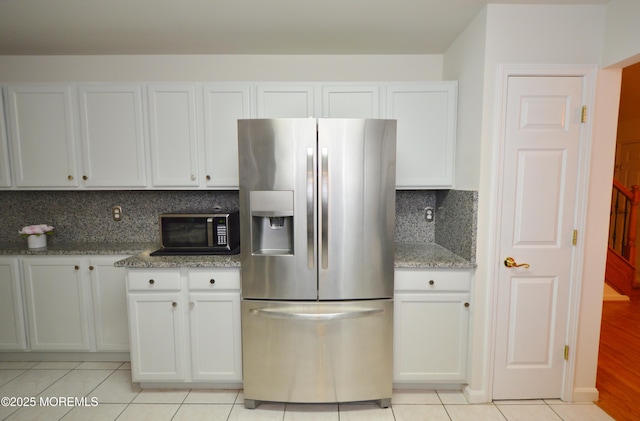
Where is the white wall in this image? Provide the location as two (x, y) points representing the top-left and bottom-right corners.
(0, 55), (443, 82)
(445, 4), (611, 402)
(443, 8), (487, 192)
(602, 0), (640, 68)
(442, 8), (489, 403)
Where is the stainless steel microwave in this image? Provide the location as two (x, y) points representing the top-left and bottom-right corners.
(150, 211), (240, 256)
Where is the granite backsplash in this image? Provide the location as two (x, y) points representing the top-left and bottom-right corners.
(0, 190), (476, 261)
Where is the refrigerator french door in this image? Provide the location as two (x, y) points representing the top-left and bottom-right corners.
(238, 118), (396, 408)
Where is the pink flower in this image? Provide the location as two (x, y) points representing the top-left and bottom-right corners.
(19, 224), (54, 236)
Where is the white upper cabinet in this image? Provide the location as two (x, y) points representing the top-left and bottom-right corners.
(322, 85), (380, 118)
(78, 85), (147, 187)
(387, 82), (457, 189)
(5, 85), (79, 187)
(0, 94), (11, 188)
(148, 85), (200, 187)
(2, 80), (458, 190)
(203, 84), (251, 188)
(256, 84), (316, 118)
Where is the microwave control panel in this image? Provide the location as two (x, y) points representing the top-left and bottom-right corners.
(215, 219), (228, 246)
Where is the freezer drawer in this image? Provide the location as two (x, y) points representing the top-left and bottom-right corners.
(241, 299), (393, 407)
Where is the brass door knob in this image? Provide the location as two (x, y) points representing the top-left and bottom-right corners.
(504, 257), (530, 268)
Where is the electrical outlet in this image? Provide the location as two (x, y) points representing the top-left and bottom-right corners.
(112, 206), (123, 221)
(424, 207), (434, 222)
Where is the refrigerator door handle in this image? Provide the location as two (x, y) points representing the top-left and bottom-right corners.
(321, 146), (329, 269)
(249, 307), (384, 321)
(306, 147), (315, 269)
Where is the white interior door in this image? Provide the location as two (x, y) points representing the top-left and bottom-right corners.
(493, 75), (584, 399)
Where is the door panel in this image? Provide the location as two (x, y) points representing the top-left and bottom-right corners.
(514, 150), (565, 245)
(238, 119), (318, 300)
(507, 276), (556, 366)
(493, 76), (583, 399)
(242, 299), (393, 403)
(317, 119), (396, 300)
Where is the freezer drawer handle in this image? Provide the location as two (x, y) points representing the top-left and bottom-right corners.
(249, 307), (384, 321)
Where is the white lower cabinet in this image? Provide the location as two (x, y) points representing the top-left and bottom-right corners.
(22, 257), (92, 351)
(126, 268), (242, 384)
(394, 268), (471, 383)
(89, 256), (130, 351)
(127, 270), (185, 382)
(0, 257), (27, 350)
(0, 255), (129, 354)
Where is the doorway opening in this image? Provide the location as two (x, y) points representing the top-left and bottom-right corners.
(597, 60), (640, 421)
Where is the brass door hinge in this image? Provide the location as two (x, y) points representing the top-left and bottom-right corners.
(572, 230), (578, 246)
(564, 345), (570, 361)
(581, 106), (587, 123)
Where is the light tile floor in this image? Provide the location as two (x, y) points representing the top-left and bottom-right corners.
(0, 361), (616, 420)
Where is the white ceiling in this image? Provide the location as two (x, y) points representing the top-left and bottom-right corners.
(0, 0), (609, 55)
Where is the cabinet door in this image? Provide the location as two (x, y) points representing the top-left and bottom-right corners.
(6, 85), (79, 187)
(127, 292), (185, 382)
(0, 94), (12, 188)
(0, 258), (27, 350)
(22, 257), (92, 351)
(322, 85), (380, 118)
(393, 292), (469, 382)
(387, 82), (457, 189)
(78, 85), (147, 187)
(148, 85), (200, 187)
(89, 256), (129, 351)
(202, 84), (251, 188)
(256, 84), (316, 118)
(189, 291), (242, 382)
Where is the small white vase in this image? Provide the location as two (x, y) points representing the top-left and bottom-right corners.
(27, 234), (47, 250)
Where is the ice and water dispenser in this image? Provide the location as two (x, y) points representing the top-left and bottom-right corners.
(249, 190), (294, 255)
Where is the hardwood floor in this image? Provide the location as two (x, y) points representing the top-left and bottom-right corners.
(596, 298), (640, 421)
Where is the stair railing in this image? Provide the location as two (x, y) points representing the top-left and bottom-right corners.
(609, 180), (640, 266)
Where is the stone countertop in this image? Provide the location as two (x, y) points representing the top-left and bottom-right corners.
(0, 242), (475, 269)
(115, 250), (242, 268)
(0, 242), (158, 256)
(116, 243), (475, 269)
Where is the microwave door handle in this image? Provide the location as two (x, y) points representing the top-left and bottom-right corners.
(306, 147), (315, 269)
(321, 146), (329, 270)
(207, 217), (214, 247)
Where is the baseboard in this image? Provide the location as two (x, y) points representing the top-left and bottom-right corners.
(571, 387), (599, 402)
(463, 384), (491, 403)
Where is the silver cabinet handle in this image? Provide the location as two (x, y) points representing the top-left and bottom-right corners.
(321, 147), (329, 270)
(249, 307), (384, 321)
(306, 147), (315, 270)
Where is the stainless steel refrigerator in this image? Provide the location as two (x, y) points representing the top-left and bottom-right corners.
(238, 118), (396, 409)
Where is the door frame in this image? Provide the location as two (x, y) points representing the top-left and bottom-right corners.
(486, 64), (597, 402)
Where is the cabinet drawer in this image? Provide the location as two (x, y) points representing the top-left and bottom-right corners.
(395, 269), (470, 291)
(128, 270), (181, 291)
(188, 269), (240, 290)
